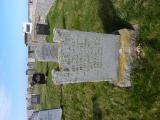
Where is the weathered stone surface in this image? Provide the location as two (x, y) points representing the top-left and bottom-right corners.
(28, 43), (58, 62)
(52, 29), (120, 85)
(35, 0), (54, 24)
(31, 94), (40, 104)
(113, 27), (138, 87)
(32, 108), (62, 120)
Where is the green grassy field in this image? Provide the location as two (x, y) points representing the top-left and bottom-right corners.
(34, 0), (160, 119)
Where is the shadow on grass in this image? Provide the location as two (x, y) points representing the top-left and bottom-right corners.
(131, 38), (160, 108)
(145, 39), (160, 52)
(92, 96), (102, 120)
(98, 0), (133, 33)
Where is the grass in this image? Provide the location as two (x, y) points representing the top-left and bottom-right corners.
(34, 0), (160, 119)
(34, 62), (61, 110)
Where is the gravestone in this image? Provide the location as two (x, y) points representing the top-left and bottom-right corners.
(52, 28), (135, 87)
(31, 73), (46, 86)
(36, 23), (50, 35)
(32, 108), (62, 120)
(28, 43), (58, 62)
(26, 69), (35, 75)
(31, 94), (41, 104)
(52, 29), (120, 85)
(35, 43), (58, 61)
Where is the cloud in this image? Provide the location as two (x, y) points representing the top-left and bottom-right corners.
(0, 86), (11, 120)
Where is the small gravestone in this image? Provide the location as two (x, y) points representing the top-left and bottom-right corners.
(35, 43), (58, 61)
(28, 43), (58, 62)
(36, 23), (50, 35)
(32, 108), (62, 120)
(27, 61), (35, 69)
(26, 69), (35, 75)
(31, 73), (46, 86)
(31, 94), (40, 104)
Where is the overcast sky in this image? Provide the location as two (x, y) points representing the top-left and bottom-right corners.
(0, 0), (27, 120)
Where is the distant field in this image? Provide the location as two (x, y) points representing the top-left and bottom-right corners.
(34, 0), (160, 120)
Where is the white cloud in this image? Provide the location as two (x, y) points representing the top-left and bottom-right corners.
(0, 86), (11, 120)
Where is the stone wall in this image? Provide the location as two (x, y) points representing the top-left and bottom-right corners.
(35, 0), (54, 24)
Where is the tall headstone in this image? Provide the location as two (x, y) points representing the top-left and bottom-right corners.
(26, 69), (35, 75)
(52, 29), (120, 84)
(36, 23), (50, 35)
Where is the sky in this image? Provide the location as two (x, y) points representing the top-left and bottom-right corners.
(0, 0), (27, 120)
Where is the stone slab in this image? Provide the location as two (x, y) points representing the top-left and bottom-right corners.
(32, 108), (62, 120)
(52, 29), (120, 84)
